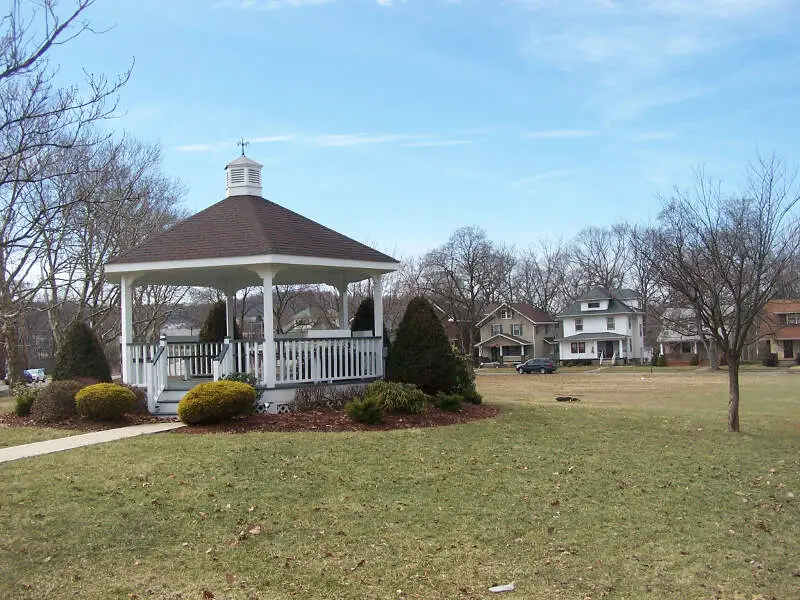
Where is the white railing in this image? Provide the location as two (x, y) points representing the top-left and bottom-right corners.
(275, 336), (381, 384)
(127, 343), (156, 387)
(129, 337), (382, 396)
(147, 341), (168, 411)
(230, 339), (264, 381)
(165, 341), (223, 380)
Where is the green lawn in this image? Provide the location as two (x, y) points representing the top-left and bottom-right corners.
(0, 371), (797, 599)
(0, 393), (81, 447)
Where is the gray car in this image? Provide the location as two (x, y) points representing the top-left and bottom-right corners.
(516, 358), (556, 374)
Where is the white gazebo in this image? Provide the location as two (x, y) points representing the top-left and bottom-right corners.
(105, 154), (399, 415)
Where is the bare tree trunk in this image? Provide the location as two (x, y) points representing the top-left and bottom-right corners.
(2, 319), (23, 385)
(728, 357), (740, 432)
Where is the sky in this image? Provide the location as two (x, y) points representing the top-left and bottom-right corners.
(49, 0), (800, 259)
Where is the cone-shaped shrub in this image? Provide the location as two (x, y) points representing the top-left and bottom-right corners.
(199, 301), (241, 342)
(386, 296), (458, 395)
(54, 321), (112, 382)
(350, 297), (374, 332)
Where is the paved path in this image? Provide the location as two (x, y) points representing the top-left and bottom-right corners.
(0, 422), (185, 464)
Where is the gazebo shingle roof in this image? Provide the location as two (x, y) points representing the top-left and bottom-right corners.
(108, 195), (397, 265)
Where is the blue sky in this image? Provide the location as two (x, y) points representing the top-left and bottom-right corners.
(54, 0), (800, 258)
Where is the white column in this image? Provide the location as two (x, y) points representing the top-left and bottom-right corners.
(372, 273), (384, 376)
(338, 281), (349, 330)
(225, 293), (235, 339)
(261, 269), (276, 387)
(372, 274), (383, 339)
(120, 275), (134, 383)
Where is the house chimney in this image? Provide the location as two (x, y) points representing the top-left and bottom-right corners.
(225, 155), (263, 197)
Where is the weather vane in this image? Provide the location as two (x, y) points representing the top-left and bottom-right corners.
(237, 137), (249, 156)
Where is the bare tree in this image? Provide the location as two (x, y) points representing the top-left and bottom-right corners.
(648, 157), (800, 432)
(420, 226), (508, 351)
(0, 0), (129, 382)
(513, 238), (570, 314)
(568, 225), (630, 292)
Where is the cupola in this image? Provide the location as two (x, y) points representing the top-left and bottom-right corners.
(225, 155), (263, 197)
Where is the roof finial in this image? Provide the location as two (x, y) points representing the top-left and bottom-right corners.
(237, 137), (249, 156)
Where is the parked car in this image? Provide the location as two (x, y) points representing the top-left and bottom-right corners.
(24, 368), (46, 383)
(516, 357), (557, 374)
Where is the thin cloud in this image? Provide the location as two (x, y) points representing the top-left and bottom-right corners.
(511, 169), (573, 188)
(404, 140), (473, 147)
(524, 129), (599, 139)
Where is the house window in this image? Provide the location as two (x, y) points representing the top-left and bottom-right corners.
(512, 324), (523, 336)
(587, 301), (600, 308)
(545, 324), (551, 334)
(784, 340), (794, 359)
(780, 313), (800, 325)
(491, 324), (503, 335)
(500, 309), (512, 319)
(681, 341), (692, 353)
(570, 342), (586, 353)
(575, 318), (583, 332)
(607, 317), (615, 330)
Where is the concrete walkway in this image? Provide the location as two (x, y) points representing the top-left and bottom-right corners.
(0, 422), (185, 464)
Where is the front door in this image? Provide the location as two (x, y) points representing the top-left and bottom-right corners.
(598, 341), (615, 358)
(783, 340), (794, 359)
(491, 346), (500, 361)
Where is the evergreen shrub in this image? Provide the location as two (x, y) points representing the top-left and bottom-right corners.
(199, 301), (241, 342)
(54, 321), (111, 382)
(350, 297), (374, 332)
(30, 380), (83, 422)
(177, 380), (255, 425)
(345, 395), (383, 425)
(656, 354), (667, 367)
(433, 391), (462, 412)
(75, 383), (136, 420)
(366, 380), (427, 414)
(13, 385), (38, 416)
(461, 387), (483, 405)
(762, 353), (779, 367)
(386, 296), (458, 395)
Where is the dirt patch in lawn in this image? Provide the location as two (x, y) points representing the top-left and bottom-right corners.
(176, 403), (499, 434)
(0, 404), (498, 434)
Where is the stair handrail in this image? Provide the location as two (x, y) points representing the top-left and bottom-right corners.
(212, 337), (232, 381)
(147, 336), (168, 412)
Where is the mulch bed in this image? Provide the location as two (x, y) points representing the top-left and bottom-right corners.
(0, 412), (167, 432)
(0, 404), (498, 434)
(175, 403), (499, 434)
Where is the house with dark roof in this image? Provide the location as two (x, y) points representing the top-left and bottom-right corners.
(474, 302), (559, 364)
(556, 287), (645, 364)
(105, 154), (400, 415)
(758, 299), (800, 365)
(656, 307), (709, 365)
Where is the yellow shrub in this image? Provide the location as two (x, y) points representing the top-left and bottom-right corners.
(75, 383), (136, 420)
(177, 380), (255, 425)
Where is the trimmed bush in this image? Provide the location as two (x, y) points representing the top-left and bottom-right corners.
(13, 385), (38, 416)
(54, 321), (111, 382)
(386, 296), (459, 395)
(345, 395), (383, 425)
(75, 383), (136, 420)
(177, 380), (255, 425)
(461, 387), (483, 405)
(689, 353), (699, 366)
(366, 380), (427, 414)
(30, 380), (83, 422)
(221, 372), (263, 403)
(762, 353), (779, 367)
(199, 301), (241, 342)
(656, 354), (667, 367)
(433, 391), (462, 412)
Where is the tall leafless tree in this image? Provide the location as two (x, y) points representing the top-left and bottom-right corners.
(0, 0), (130, 382)
(647, 157), (800, 432)
(568, 224), (630, 292)
(513, 238), (570, 315)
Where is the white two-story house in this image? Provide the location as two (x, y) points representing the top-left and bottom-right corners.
(556, 287), (645, 364)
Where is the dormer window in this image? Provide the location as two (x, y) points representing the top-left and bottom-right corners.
(500, 308), (512, 319)
(587, 301), (600, 309)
